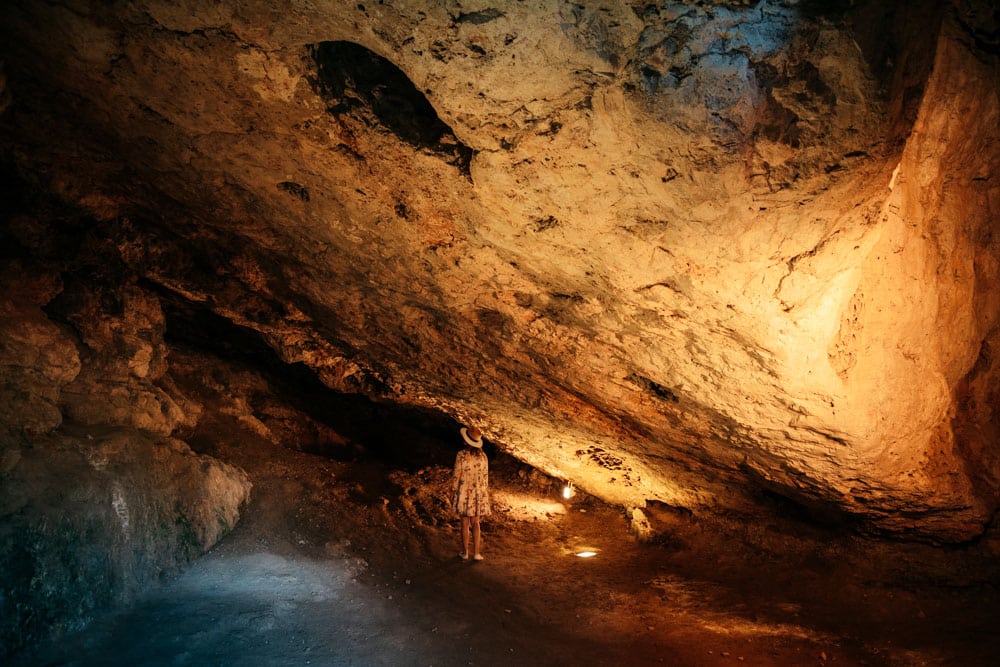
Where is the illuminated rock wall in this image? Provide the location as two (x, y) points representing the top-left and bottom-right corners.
(0, 0), (997, 545)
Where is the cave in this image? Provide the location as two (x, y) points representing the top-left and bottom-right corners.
(1, 0), (999, 665)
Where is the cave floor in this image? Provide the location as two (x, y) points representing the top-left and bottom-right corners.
(19, 411), (1000, 667)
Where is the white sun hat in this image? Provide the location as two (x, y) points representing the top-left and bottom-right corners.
(460, 426), (483, 448)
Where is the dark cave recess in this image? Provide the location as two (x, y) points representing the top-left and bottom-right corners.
(161, 293), (469, 471)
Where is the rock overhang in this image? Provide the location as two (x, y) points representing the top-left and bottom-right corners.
(0, 0), (998, 542)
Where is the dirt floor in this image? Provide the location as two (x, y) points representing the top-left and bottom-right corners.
(13, 366), (1000, 667)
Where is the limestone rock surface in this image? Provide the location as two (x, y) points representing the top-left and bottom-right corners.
(0, 222), (246, 657)
(0, 265), (80, 435)
(0, 426), (251, 656)
(55, 281), (200, 436)
(0, 0), (998, 542)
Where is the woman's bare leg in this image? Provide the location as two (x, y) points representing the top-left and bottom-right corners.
(460, 516), (471, 557)
(472, 516), (482, 558)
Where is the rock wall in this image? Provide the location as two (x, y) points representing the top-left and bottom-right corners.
(0, 237), (250, 658)
(819, 18), (1000, 538)
(0, 0), (997, 546)
(0, 427), (249, 657)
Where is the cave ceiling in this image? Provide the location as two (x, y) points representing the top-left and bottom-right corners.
(1, 0), (999, 542)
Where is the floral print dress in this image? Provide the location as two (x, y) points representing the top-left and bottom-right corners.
(451, 448), (491, 517)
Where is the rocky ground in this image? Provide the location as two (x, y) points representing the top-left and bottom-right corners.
(12, 369), (1000, 666)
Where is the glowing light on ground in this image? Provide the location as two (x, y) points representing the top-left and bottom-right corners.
(575, 551), (598, 558)
(492, 490), (566, 521)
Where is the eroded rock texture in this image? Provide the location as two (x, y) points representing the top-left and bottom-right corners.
(1, 0), (998, 569)
(0, 427), (249, 652)
(0, 221), (250, 653)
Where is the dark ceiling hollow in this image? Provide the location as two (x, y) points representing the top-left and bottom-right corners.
(311, 40), (474, 176)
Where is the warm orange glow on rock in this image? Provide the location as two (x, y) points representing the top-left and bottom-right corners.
(0, 15), (998, 664)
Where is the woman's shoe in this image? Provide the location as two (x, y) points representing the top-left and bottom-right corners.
(459, 552), (469, 560)
(473, 553), (484, 561)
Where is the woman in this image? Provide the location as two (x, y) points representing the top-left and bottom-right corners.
(451, 425), (491, 561)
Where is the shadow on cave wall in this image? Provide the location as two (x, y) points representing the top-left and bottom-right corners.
(159, 293), (473, 472)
